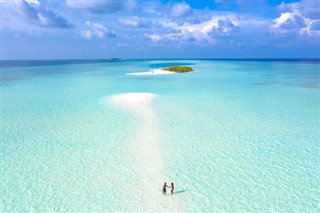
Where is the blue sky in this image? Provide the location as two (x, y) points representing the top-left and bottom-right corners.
(1, 0), (320, 59)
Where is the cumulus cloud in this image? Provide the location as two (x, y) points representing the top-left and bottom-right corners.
(154, 15), (239, 44)
(170, 2), (192, 17)
(294, 0), (320, 19)
(66, 0), (136, 13)
(274, 12), (306, 30)
(81, 21), (117, 39)
(183, 17), (238, 41)
(274, 1), (320, 36)
(137, 1), (241, 45)
(309, 20), (320, 31)
(3, 0), (72, 29)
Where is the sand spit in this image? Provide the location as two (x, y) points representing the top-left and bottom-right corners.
(108, 93), (156, 108)
(126, 69), (175, 76)
(106, 93), (183, 212)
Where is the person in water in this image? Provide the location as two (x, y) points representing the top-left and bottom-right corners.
(169, 182), (174, 194)
(162, 182), (168, 195)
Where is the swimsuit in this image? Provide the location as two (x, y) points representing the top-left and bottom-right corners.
(163, 187), (166, 193)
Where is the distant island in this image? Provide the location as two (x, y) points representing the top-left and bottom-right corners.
(162, 66), (194, 73)
(106, 58), (122, 62)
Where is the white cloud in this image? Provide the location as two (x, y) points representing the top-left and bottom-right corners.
(156, 15), (239, 44)
(309, 20), (320, 31)
(274, 12), (306, 30)
(66, 0), (136, 13)
(2, 0), (72, 30)
(171, 2), (191, 17)
(145, 34), (161, 42)
(291, 0), (320, 19)
(81, 21), (116, 39)
(118, 16), (149, 28)
(274, 1), (320, 36)
(25, 0), (40, 7)
(81, 30), (92, 39)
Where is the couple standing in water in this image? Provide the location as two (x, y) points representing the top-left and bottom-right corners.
(162, 182), (174, 195)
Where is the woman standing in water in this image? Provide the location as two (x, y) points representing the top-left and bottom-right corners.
(170, 183), (174, 194)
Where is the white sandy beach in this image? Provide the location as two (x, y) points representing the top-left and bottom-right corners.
(126, 69), (176, 76)
(107, 93), (183, 212)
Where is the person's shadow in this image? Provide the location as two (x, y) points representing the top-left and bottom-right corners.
(171, 190), (187, 195)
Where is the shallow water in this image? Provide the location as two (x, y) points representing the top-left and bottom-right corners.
(1, 59), (320, 212)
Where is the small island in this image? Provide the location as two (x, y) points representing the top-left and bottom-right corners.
(162, 66), (194, 73)
(106, 58), (122, 62)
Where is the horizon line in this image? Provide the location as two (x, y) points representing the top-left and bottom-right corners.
(1, 58), (320, 61)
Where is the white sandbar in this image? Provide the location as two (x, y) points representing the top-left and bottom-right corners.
(126, 69), (175, 75)
(106, 92), (183, 212)
(108, 92), (156, 109)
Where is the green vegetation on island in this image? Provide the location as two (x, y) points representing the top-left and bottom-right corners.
(162, 66), (194, 73)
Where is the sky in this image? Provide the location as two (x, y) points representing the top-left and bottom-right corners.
(1, 0), (320, 59)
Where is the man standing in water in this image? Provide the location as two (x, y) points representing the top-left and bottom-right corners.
(170, 182), (174, 194)
(162, 182), (168, 195)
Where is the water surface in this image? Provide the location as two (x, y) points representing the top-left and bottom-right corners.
(1, 59), (319, 212)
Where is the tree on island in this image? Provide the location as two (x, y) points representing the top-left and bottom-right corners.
(162, 66), (194, 73)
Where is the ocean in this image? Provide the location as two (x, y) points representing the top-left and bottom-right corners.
(1, 59), (319, 212)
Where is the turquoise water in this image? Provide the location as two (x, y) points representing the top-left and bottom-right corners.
(1, 60), (320, 212)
